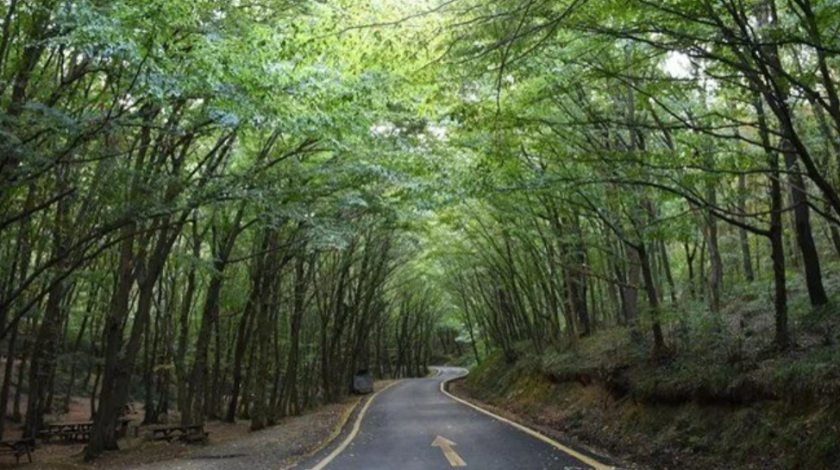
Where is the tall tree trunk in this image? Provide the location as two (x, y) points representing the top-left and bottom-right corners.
(705, 213), (723, 313)
(12, 331), (27, 422)
(63, 313), (89, 414)
(187, 206), (245, 425)
(658, 240), (677, 304)
(755, 93), (790, 348)
(226, 293), (256, 423)
(24, 167), (71, 438)
(0, 321), (19, 439)
(782, 141), (828, 306)
(175, 215), (199, 421)
(638, 245), (665, 354)
(738, 175), (755, 283)
(622, 246), (640, 333)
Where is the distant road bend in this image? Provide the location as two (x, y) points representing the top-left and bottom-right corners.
(301, 367), (614, 470)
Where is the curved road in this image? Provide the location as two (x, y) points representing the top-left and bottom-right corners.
(299, 367), (609, 470)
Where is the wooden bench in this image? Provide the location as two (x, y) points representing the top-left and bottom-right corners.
(40, 418), (131, 443)
(0, 438), (35, 463)
(58, 428), (91, 443)
(149, 424), (209, 443)
(39, 421), (93, 443)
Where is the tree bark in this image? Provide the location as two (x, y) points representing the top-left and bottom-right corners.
(782, 142), (828, 306)
(738, 175), (755, 283)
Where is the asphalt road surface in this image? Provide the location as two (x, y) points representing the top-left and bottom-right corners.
(299, 367), (610, 470)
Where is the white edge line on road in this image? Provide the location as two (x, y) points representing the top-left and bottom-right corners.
(308, 380), (401, 470)
(437, 368), (615, 470)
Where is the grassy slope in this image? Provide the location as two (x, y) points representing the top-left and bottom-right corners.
(461, 331), (840, 470)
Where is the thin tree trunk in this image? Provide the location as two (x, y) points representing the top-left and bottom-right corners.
(738, 175), (755, 283)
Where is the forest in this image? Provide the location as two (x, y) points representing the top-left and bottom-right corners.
(0, 0), (839, 467)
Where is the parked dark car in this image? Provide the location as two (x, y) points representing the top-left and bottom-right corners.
(352, 370), (374, 395)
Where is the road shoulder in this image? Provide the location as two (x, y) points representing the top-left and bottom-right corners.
(443, 372), (630, 470)
(294, 380), (402, 470)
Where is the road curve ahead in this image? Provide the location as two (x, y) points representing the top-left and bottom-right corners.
(300, 367), (611, 470)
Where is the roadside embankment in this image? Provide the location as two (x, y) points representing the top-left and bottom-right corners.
(450, 335), (840, 470)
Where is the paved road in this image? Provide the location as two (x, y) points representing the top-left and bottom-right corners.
(299, 367), (606, 470)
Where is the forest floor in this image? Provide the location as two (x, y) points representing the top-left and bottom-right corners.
(0, 381), (397, 470)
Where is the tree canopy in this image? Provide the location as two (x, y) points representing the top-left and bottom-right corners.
(1, 0), (839, 460)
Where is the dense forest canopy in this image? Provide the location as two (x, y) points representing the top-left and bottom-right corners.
(1, 0), (839, 462)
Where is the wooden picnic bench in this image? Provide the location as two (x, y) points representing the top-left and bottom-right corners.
(148, 424), (209, 443)
(0, 438), (35, 463)
(39, 418), (132, 443)
(38, 421), (93, 443)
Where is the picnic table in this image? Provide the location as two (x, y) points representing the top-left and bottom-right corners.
(0, 438), (35, 463)
(39, 421), (92, 443)
(39, 418), (131, 443)
(148, 424), (209, 443)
